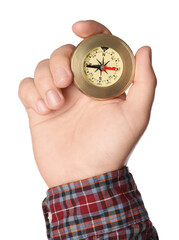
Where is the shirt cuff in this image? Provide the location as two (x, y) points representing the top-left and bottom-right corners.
(42, 167), (150, 240)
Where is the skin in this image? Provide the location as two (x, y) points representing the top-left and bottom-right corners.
(18, 20), (157, 188)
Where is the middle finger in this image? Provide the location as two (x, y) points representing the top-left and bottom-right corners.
(34, 59), (64, 110)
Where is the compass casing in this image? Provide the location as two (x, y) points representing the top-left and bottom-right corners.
(71, 34), (135, 100)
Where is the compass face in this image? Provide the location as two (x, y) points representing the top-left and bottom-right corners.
(83, 47), (123, 87)
(71, 34), (135, 100)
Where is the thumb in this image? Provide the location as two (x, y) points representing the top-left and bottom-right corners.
(126, 46), (157, 117)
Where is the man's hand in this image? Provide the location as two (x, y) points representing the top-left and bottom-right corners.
(18, 20), (157, 188)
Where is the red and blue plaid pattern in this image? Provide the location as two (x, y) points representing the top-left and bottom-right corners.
(42, 167), (158, 239)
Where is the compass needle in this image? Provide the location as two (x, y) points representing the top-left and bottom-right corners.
(71, 34), (135, 99)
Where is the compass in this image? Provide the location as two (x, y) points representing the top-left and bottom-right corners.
(71, 34), (135, 100)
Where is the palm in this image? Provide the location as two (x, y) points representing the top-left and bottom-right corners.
(28, 82), (137, 187)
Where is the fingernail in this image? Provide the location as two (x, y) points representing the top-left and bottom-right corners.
(37, 99), (49, 114)
(54, 67), (68, 85)
(46, 89), (61, 108)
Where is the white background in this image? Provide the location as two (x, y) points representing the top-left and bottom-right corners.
(0, 0), (179, 239)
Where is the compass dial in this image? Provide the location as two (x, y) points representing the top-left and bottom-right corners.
(71, 33), (135, 99)
(83, 47), (123, 87)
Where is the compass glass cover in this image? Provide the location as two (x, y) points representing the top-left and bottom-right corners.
(83, 46), (123, 87)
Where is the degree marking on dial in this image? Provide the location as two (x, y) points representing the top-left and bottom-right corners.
(83, 46), (123, 87)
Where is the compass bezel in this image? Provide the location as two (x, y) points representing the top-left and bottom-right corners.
(71, 34), (135, 100)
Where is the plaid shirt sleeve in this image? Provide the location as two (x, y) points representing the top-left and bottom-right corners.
(42, 167), (159, 240)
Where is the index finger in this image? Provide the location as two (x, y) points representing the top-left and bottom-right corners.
(72, 20), (111, 39)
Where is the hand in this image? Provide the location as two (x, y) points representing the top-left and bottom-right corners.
(18, 20), (157, 188)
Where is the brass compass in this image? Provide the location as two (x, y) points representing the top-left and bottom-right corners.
(71, 34), (135, 100)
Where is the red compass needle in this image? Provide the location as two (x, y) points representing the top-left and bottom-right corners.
(102, 65), (118, 71)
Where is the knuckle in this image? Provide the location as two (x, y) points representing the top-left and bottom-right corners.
(49, 53), (60, 66)
(34, 59), (49, 77)
(50, 44), (75, 60)
(153, 74), (157, 88)
(150, 67), (157, 89)
(18, 77), (33, 99)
